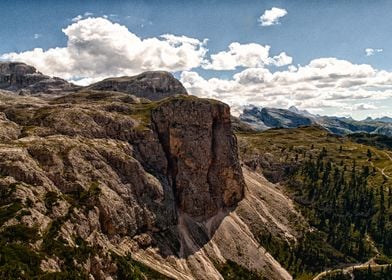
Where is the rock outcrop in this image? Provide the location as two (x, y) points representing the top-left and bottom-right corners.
(86, 71), (188, 100)
(0, 62), (78, 94)
(152, 97), (245, 220)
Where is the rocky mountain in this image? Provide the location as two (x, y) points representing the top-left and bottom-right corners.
(0, 62), (79, 94)
(240, 104), (392, 136)
(0, 63), (310, 280)
(86, 71), (188, 101)
(240, 106), (314, 130)
(5, 61), (392, 279)
(0, 62), (187, 101)
(365, 116), (392, 123)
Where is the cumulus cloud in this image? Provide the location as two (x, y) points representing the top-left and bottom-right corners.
(181, 57), (392, 114)
(203, 42), (292, 70)
(258, 7), (287, 26)
(1, 17), (208, 83)
(365, 48), (383, 56)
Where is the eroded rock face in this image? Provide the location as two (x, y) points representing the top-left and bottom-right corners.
(152, 97), (245, 220)
(87, 71), (188, 100)
(0, 62), (78, 94)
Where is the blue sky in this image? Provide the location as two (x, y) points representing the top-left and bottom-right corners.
(1, 0), (392, 119)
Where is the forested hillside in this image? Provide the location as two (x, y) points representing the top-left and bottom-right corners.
(237, 126), (392, 279)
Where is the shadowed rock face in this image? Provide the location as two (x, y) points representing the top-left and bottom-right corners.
(152, 97), (245, 220)
(0, 62), (78, 94)
(87, 71), (188, 100)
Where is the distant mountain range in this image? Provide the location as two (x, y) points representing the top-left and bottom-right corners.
(240, 105), (392, 137)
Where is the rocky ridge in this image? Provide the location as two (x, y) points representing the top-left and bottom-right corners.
(240, 104), (392, 136)
(0, 62), (78, 94)
(86, 71), (188, 100)
(0, 62), (308, 279)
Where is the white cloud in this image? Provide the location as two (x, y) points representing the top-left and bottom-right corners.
(1, 17), (208, 83)
(258, 7), (287, 26)
(181, 57), (392, 114)
(365, 48), (383, 56)
(272, 52), (293, 67)
(203, 42), (292, 70)
(33, 33), (42, 39)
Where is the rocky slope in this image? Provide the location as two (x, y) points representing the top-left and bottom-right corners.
(0, 62), (78, 94)
(0, 77), (307, 279)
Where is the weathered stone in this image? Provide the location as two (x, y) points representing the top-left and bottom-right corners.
(152, 97), (245, 220)
(86, 71), (188, 100)
(0, 62), (79, 94)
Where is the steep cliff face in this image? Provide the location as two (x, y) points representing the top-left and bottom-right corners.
(0, 68), (306, 279)
(86, 71), (188, 100)
(151, 97), (245, 220)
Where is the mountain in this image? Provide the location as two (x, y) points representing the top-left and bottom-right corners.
(85, 71), (188, 100)
(0, 62), (187, 101)
(240, 104), (392, 137)
(240, 106), (314, 130)
(364, 116), (392, 123)
(0, 62), (79, 94)
(0, 63), (306, 280)
(2, 62), (392, 280)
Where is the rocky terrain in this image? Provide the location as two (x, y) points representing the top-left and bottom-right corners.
(0, 62), (79, 95)
(240, 105), (392, 136)
(0, 62), (311, 279)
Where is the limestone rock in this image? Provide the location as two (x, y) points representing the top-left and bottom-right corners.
(152, 97), (245, 220)
(0, 62), (79, 94)
(86, 71), (188, 100)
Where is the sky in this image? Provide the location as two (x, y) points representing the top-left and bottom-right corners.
(0, 0), (392, 119)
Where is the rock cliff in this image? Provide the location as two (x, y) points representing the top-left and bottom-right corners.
(151, 97), (245, 220)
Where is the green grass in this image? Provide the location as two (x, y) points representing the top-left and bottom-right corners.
(215, 260), (267, 280)
(115, 253), (173, 280)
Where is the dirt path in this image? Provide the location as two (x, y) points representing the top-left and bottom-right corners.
(312, 258), (390, 280)
(381, 151), (392, 178)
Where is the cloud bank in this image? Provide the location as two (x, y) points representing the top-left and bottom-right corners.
(203, 42), (292, 70)
(181, 57), (392, 115)
(1, 17), (208, 84)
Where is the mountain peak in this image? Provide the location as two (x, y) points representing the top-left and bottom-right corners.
(288, 105), (300, 113)
(86, 70), (188, 100)
(0, 61), (78, 94)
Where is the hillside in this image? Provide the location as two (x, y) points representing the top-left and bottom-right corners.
(237, 126), (392, 278)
